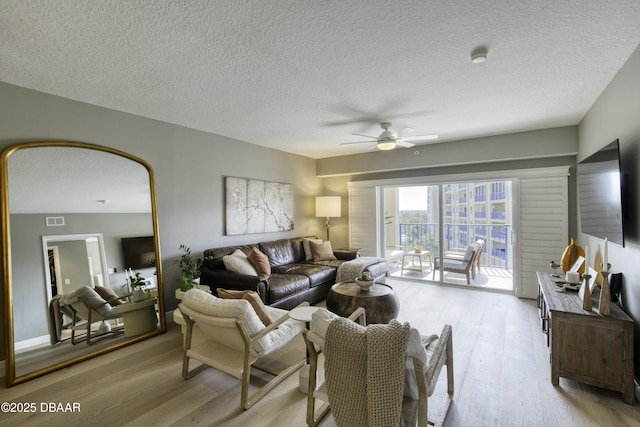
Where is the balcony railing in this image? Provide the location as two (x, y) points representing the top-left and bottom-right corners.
(398, 222), (512, 268)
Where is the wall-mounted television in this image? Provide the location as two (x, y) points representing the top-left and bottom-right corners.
(577, 139), (625, 246)
(121, 236), (156, 270)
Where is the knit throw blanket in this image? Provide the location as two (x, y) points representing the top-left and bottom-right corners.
(336, 256), (386, 283)
(325, 318), (410, 427)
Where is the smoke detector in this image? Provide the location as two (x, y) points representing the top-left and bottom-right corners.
(471, 48), (488, 64)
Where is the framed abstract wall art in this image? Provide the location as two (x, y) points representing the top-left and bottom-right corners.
(225, 176), (294, 235)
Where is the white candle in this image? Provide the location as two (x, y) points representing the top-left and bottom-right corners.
(566, 271), (580, 284)
(584, 245), (589, 271)
(603, 238), (608, 271)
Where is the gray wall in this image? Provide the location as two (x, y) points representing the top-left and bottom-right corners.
(317, 126), (578, 177)
(0, 81), (325, 358)
(8, 212), (153, 341)
(578, 43), (640, 378)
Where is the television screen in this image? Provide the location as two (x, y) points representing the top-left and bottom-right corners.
(121, 236), (156, 270)
(577, 139), (624, 246)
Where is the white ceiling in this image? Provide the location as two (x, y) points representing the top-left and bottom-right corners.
(1, 1), (640, 159)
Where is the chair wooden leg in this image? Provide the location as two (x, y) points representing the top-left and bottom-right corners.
(180, 309), (207, 380)
(304, 332), (330, 426)
(71, 311), (78, 345)
(241, 356), (305, 410)
(433, 327), (454, 427)
(446, 331), (454, 397)
(239, 323), (306, 410)
(86, 311), (93, 345)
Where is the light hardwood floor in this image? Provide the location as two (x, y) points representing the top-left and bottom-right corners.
(2, 278), (639, 427)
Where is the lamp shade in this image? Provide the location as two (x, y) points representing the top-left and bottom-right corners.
(315, 196), (341, 218)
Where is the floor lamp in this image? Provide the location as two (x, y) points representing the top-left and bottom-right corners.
(315, 196), (341, 241)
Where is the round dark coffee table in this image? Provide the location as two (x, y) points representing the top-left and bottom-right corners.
(326, 282), (400, 324)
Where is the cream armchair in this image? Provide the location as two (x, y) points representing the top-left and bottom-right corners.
(303, 309), (453, 427)
(178, 289), (306, 409)
(58, 286), (125, 345)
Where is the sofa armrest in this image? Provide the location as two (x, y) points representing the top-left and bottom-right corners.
(333, 248), (360, 261)
(199, 268), (268, 303)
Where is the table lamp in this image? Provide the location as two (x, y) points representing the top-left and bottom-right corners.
(315, 196), (341, 241)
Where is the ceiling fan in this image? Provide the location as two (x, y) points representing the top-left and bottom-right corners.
(340, 122), (438, 151)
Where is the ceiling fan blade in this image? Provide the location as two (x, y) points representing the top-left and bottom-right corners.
(340, 140), (377, 145)
(396, 140), (415, 148)
(401, 134), (439, 142)
(390, 127), (414, 138)
(352, 133), (379, 139)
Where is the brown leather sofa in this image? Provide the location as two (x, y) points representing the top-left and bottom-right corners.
(200, 236), (388, 309)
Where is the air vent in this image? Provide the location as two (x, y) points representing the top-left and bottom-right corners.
(45, 216), (65, 226)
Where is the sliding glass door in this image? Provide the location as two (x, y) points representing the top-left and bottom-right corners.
(383, 185), (440, 281)
(383, 180), (514, 292)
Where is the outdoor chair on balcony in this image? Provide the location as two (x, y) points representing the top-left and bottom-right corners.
(385, 245), (405, 267)
(433, 240), (483, 284)
(443, 239), (484, 277)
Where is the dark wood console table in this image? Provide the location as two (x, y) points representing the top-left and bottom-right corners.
(536, 272), (634, 404)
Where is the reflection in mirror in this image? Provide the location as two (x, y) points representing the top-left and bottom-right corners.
(2, 142), (165, 386)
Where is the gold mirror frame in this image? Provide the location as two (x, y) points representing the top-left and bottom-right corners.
(1, 141), (165, 386)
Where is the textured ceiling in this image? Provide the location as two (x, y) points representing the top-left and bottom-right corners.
(1, 1), (640, 159)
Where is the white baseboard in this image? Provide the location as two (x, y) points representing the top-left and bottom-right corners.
(15, 335), (50, 351)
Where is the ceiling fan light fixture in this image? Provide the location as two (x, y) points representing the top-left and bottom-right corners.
(378, 141), (396, 150)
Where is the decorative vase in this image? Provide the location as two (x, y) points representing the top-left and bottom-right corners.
(599, 270), (611, 315)
(355, 278), (374, 292)
(132, 288), (146, 302)
(561, 238), (585, 274)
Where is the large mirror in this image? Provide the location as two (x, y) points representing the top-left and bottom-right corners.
(2, 141), (165, 386)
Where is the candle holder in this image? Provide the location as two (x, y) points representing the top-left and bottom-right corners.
(580, 274), (592, 311)
(599, 265), (611, 316)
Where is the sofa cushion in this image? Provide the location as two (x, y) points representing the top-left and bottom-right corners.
(247, 247), (271, 279)
(303, 237), (323, 260)
(267, 274), (310, 303)
(259, 239), (296, 267)
(182, 289), (304, 357)
(310, 240), (337, 262)
(290, 236), (306, 262)
(216, 288), (274, 326)
(94, 285), (125, 306)
(223, 249), (258, 276)
(205, 245), (254, 269)
(272, 263), (336, 287)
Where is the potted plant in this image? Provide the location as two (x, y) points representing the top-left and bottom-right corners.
(174, 245), (215, 296)
(128, 271), (147, 302)
(354, 271), (374, 292)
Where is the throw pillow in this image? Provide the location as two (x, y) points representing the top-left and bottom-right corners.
(303, 237), (322, 261)
(247, 247), (271, 279)
(309, 240), (337, 262)
(216, 288), (274, 326)
(94, 285), (124, 306)
(222, 249), (258, 276)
